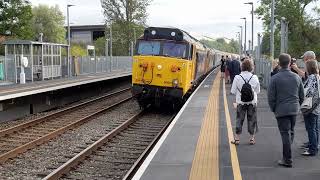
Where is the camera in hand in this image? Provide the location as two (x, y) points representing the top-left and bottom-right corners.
(290, 58), (298, 74)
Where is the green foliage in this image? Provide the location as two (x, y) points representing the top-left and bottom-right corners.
(101, 0), (151, 56)
(0, 0), (33, 39)
(94, 37), (106, 56)
(71, 44), (86, 57)
(256, 0), (320, 58)
(200, 38), (240, 54)
(31, 4), (66, 43)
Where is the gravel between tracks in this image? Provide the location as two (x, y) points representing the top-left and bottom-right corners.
(0, 100), (140, 180)
(63, 113), (172, 180)
(0, 84), (131, 131)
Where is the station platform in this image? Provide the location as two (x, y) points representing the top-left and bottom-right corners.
(0, 71), (131, 101)
(0, 71), (131, 122)
(132, 70), (320, 180)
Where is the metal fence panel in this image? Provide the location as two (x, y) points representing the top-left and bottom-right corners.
(254, 59), (272, 89)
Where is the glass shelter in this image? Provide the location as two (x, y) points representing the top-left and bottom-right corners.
(2, 40), (69, 83)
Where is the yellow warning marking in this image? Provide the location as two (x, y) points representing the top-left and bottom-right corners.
(223, 78), (242, 180)
(189, 72), (220, 180)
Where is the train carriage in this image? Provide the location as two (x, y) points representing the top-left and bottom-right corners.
(132, 27), (225, 108)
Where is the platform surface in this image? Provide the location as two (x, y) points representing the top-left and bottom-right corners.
(133, 70), (320, 180)
(0, 71), (131, 101)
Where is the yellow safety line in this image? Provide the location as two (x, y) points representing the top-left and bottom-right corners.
(189, 72), (220, 180)
(223, 78), (242, 180)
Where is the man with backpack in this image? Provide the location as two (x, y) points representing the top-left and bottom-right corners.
(230, 59), (260, 145)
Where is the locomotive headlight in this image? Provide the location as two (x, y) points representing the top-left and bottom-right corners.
(151, 30), (156, 35)
(157, 64), (162, 70)
(172, 79), (179, 87)
(171, 32), (176, 36)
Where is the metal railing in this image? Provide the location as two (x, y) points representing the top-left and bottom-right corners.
(254, 58), (272, 89)
(75, 56), (132, 76)
(0, 56), (4, 80)
(254, 58), (305, 89)
(2, 56), (132, 83)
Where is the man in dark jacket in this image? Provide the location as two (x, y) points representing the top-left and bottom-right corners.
(229, 56), (241, 83)
(268, 53), (304, 168)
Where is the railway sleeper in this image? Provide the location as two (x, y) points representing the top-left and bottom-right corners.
(93, 152), (140, 159)
(126, 129), (160, 134)
(129, 125), (162, 130)
(106, 144), (147, 150)
(121, 131), (157, 136)
(118, 132), (155, 139)
(115, 135), (154, 142)
(111, 137), (152, 144)
(98, 147), (141, 155)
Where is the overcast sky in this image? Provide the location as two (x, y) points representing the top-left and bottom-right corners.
(29, 0), (319, 45)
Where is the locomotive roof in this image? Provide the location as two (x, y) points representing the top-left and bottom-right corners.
(141, 27), (208, 50)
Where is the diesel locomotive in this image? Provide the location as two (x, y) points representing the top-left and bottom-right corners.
(132, 27), (230, 108)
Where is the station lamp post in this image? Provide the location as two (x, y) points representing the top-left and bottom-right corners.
(238, 26), (243, 54)
(244, 2), (254, 55)
(240, 17), (247, 55)
(270, 0), (275, 60)
(67, 4), (75, 77)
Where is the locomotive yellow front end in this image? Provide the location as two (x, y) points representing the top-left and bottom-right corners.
(132, 27), (195, 108)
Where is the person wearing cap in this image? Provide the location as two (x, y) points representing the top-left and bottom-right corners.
(291, 51), (317, 80)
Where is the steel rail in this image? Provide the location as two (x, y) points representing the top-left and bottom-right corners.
(0, 87), (131, 137)
(43, 110), (145, 180)
(0, 88), (132, 163)
(122, 114), (176, 180)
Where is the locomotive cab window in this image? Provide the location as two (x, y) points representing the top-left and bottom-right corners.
(162, 42), (187, 59)
(137, 41), (161, 56)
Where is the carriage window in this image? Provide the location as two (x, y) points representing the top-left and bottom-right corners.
(163, 42), (187, 59)
(137, 41), (161, 55)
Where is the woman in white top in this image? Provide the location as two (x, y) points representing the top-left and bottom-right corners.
(230, 59), (260, 145)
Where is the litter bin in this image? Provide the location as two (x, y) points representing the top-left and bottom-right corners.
(0, 62), (4, 80)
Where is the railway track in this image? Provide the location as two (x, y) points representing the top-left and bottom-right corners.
(43, 110), (175, 180)
(0, 88), (132, 163)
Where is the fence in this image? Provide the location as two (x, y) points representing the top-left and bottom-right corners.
(74, 56), (132, 76)
(254, 58), (305, 89)
(2, 55), (132, 83)
(254, 59), (272, 89)
(0, 56), (4, 80)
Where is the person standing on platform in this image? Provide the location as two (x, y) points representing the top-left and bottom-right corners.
(291, 51), (319, 150)
(220, 55), (226, 78)
(301, 60), (320, 156)
(230, 59), (260, 145)
(230, 56), (241, 83)
(225, 55), (231, 83)
(291, 51), (316, 81)
(268, 53), (304, 168)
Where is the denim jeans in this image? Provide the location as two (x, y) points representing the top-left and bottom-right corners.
(276, 116), (296, 164)
(303, 113), (319, 154)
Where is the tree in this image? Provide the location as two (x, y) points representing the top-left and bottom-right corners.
(0, 0), (33, 39)
(256, 0), (320, 58)
(101, 0), (151, 55)
(94, 37), (106, 56)
(31, 4), (66, 43)
(200, 38), (240, 54)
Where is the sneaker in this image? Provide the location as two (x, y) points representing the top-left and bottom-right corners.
(277, 160), (292, 168)
(301, 151), (317, 156)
